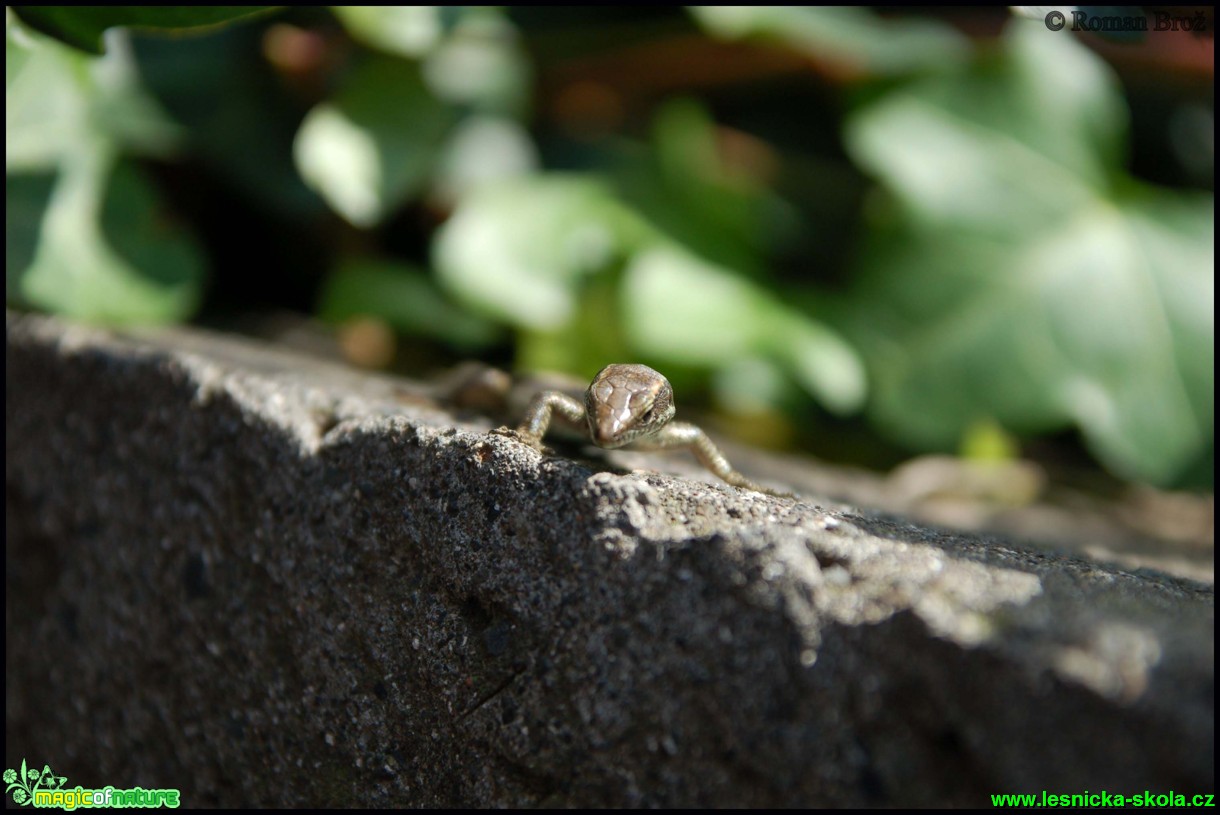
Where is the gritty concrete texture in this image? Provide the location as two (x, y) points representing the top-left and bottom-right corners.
(5, 312), (1214, 807)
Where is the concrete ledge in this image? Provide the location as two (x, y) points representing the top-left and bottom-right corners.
(5, 312), (1213, 806)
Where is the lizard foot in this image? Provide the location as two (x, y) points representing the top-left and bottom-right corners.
(490, 425), (549, 453)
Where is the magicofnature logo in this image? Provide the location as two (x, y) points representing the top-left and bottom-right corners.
(5, 759), (68, 805)
(4, 758), (180, 809)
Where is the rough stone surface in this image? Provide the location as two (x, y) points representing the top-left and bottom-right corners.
(6, 312), (1214, 807)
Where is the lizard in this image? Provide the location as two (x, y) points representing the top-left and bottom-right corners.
(445, 362), (795, 498)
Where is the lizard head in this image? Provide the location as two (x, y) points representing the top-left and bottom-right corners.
(584, 363), (676, 449)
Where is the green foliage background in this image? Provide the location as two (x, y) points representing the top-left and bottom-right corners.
(5, 6), (1213, 487)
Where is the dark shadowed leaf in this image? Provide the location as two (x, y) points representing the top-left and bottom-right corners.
(10, 6), (277, 54)
(318, 259), (501, 350)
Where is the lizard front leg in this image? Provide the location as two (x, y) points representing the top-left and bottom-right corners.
(516, 391), (587, 448)
(645, 421), (795, 498)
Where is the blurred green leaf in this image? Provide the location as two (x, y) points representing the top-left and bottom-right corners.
(623, 246), (776, 362)
(7, 13), (201, 324)
(317, 258), (501, 349)
(295, 57), (456, 227)
(421, 9), (532, 117)
(711, 356), (795, 415)
(434, 176), (648, 330)
(779, 319), (870, 416)
(847, 19), (1125, 225)
(690, 6), (972, 75)
(7, 15), (181, 172)
(10, 6), (276, 54)
(6, 20), (82, 169)
(18, 151), (204, 323)
(432, 115), (539, 206)
(331, 6), (444, 58)
(623, 246), (866, 413)
(844, 21), (1213, 485)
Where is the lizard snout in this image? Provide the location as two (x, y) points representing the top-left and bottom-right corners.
(588, 412), (632, 448)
